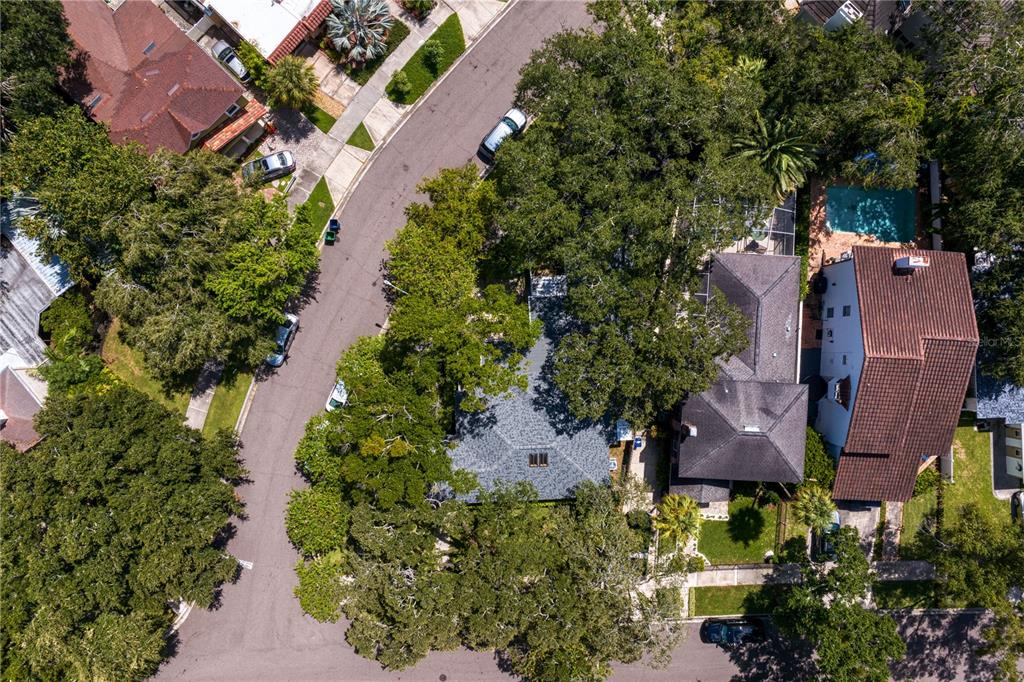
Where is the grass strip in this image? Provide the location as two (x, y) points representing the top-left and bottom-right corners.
(689, 585), (785, 617)
(346, 122), (375, 151)
(305, 177), (335, 233)
(101, 319), (189, 415)
(202, 372), (253, 437)
(304, 105), (337, 134)
(386, 14), (465, 105)
(324, 21), (412, 86)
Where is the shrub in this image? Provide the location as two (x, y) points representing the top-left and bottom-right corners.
(663, 553), (688, 575)
(237, 41), (269, 89)
(762, 489), (782, 507)
(37, 353), (104, 393)
(914, 465), (940, 496)
(686, 555), (707, 573)
(388, 69), (411, 99)
(804, 427), (835, 489)
(400, 0), (435, 20)
(778, 536), (808, 563)
(422, 39), (444, 73)
(655, 587), (683, 618)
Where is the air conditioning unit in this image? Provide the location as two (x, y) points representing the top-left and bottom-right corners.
(894, 255), (930, 270)
(840, 250), (853, 261)
(824, 1), (864, 32)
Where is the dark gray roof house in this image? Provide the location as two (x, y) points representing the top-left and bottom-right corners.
(450, 276), (614, 501)
(670, 252), (808, 503)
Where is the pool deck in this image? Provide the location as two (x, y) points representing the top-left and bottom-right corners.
(802, 177), (927, 350)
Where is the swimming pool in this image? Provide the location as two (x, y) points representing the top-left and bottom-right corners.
(826, 186), (916, 243)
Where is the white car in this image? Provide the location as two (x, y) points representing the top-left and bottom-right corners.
(478, 107), (527, 163)
(212, 40), (250, 83)
(265, 313), (298, 367)
(325, 380), (348, 411)
(242, 151), (296, 183)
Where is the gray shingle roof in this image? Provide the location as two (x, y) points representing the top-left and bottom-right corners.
(669, 478), (731, 504)
(674, 253), (807, 485)
(450, 278), (612, 501)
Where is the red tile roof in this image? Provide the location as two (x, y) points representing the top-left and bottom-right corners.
(832, 247), (979, 502)
(60, 0), (243, 154)
(267, 0), (332, 64)
(202, 100), (268, 151)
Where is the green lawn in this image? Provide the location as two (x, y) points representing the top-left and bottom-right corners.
(101, 319), (189, 415)
(346, 122), (375, 151)
(304, 177), (335, 233)
(202, 371), (253, 438)
(689, 585), (784, 617)
(899, 485), (937, 559)
(327, 21), (411, 86)
(872, 580), (940, 610)
(698, 496), (780, 565)
(944, 425), (1006, 524)
(386, 14), (465, 105)
(304, 105), (336, 134)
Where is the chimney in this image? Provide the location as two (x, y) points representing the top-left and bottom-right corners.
(893, 255), (930, 274)
(684, 422), (697, 437)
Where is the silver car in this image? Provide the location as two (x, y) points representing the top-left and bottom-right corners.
(212, 40), (250, 83)
(479, 107), (527, 163)
(265, 313), (298, 367)
(242, 151), (296, 183)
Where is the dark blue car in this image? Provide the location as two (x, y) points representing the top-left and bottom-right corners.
(699, 618), (765, 646)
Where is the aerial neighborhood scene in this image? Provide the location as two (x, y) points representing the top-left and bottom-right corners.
(2, 0), (1023, 680)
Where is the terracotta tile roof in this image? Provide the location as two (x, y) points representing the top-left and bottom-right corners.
(60, 0), (243, 154)
(267, 0), (332, 64)
(832, 247), (979, 502)
(203, 100), (268, 151)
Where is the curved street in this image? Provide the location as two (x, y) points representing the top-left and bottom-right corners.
(157, 2), (591, 679)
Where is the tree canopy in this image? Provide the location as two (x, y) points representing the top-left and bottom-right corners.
(775, 527), (906, 681)
(923, 1), (1024, 384)
(0, 387), (244, 681)
(3, 107), (320, 385)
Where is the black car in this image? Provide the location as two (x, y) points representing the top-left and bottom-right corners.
(699, 618), (766, 646)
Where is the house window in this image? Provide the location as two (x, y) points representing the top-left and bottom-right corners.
(842, 355), (847, 365)
(826, 307), (834, 319)
(225, 103), (241, 117)
(826, 329), (833, 338)
(528, 452), (549, 468)
(842, 305), (851, 317)
(190, 131), (202, 141)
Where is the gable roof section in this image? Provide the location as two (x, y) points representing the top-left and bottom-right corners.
(834, 247), (979, 501)
(0, 352), (45, 452)
(450, 278), (612, 501)
(61, 0), (243, 154)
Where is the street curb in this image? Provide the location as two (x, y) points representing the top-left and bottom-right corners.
(326, 0), (521, 224)
(233, 375), (259, 435)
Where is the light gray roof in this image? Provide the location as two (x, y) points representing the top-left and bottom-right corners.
(976, 370), (1024, 424)
(451, 278), (612, 501)
(674, 252), (807, 485)
(669, 478), (731, 504)
(1, 199), (73, 367)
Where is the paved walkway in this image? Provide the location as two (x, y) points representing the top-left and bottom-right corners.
(184, 361), (222, 430)
(883, 500), (903, 560)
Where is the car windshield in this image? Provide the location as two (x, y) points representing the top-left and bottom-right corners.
(501, 116), (519, 133)
(260, 159), (270, 171)
(707, 624), (727, 640)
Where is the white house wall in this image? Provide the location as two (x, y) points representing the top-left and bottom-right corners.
(815, 258), (865, 453)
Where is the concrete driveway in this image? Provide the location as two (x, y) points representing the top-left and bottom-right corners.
(156, 2), (592, 679)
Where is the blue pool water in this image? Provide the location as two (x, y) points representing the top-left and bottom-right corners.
(826, 186), (916, 242)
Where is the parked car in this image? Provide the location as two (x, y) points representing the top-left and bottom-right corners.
(478, 107), (527, 163)
(325, 380), (348, 412)
(699, 618), (766, 646)
(242, 151), (296, 183)
(811, 510), (842, 562)
(211, 40), (250, 83)
(265, 313), (298, 367)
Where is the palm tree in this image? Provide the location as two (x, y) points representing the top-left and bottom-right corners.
(792, 484), (838, 533)
(326, 0), (393, 66)
(654, 494), (701, 549)
(265, 56), (319, 111)
(734, 113), (816, 200)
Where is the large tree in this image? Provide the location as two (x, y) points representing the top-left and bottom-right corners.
(3, 107), (320, 385)
(492, 0), (764, 426)
(0, 0), (74, 140)
(0, 386), (244, 680)
(923, 1), (1024, 384)
(775, 527), (906, 681)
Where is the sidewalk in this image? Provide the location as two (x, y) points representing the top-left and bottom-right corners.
(184, 361), (222, 430)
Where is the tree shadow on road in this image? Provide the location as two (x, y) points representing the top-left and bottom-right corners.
(888, 611), (998, 681)
(727, 634), (817, 681)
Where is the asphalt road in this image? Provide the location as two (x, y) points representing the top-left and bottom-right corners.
(155, 2), (1019, 679)
(157, 1), (591, 680)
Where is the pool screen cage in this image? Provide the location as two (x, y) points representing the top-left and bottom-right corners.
(692, 191), (797, 311)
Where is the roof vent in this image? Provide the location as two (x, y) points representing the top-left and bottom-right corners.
(742, 425), (761, 433)
(143, 41), (156, 55)
(167, 83), (180, 96)
(140, 110), (154, 122)
(87, 94), (103, 110)
(894, 255), (930, 273)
